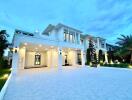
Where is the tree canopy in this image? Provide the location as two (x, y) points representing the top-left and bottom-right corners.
(116, 35), (132, 64)
(0, 30), (9, 58)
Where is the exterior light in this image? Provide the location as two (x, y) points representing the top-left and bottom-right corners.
(89, 62), (92, 66)
(24, 43), (27, 45)
(14, 46), (19, 53)
(39, 44), (42, 47)
(59, 49), (62, 55)
(100, 60), (103, 63)
(3, 74), (9, 79)
(117, 62), (120, 64)
(22, 46), (26, 49)
(45, 48), (47, 50)
(10, 68), (12, 71)
(128, 65), (132, 68)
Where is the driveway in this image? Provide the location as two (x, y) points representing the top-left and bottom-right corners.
(3, 67), (132, 100)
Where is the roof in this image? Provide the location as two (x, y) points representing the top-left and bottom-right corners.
(15, 29), (34, 36)
(42, 23), (82, 35)
(84, 34), (106, 40)
(42, 24), (55, 35)
(55, 23), (82, 33)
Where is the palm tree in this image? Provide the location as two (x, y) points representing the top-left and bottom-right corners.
(116, 35), (132, 64)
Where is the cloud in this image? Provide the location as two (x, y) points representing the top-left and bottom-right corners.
(0, 0), (132, 44)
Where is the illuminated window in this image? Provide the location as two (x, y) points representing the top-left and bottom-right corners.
(66, 33), (69, 42)
(70, 34), (73, 43)
(35, 53), (41, 65)
(64, 29), (68, 41)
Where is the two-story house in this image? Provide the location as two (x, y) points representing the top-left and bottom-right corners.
(11, 23), (108, 73)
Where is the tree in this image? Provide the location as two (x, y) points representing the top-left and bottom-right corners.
(116, 35), (132, 64)
(86, 48), (91, 65)
(89, 39), (97, 66)
(0, 30), (9, 68)
(0, 30), (9, 59)
(98, 50), (103, 63)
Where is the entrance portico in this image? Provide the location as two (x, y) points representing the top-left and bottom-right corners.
(12, 43), (85, 71)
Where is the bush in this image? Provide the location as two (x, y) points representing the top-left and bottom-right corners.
(0, 58), (9, 68)
(103, 63), (129, 68)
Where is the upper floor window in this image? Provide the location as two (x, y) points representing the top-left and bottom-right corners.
(64, 29), (75, 43)
(64, 29), (68, 41)
(70, 34), (73, 43)
(101, 43), (104, 48)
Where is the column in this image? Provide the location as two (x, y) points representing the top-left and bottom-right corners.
(105, 51), (108, 63)
(11, 47), (19, 74)
(58, 47), (62, 69)
(81, 50), (85, 66)
(78, 34), (80, 44)
(75, 32), (77, 44)
(21, 47), (26, 69)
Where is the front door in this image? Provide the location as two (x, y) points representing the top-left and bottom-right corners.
(65, 55), (68, 65)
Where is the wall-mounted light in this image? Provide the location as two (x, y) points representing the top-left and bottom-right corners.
(59, 49), (62, 55)
(24, 43), (27, 46)
(39, 44), (42, 47)
(14, 46), (19, 53)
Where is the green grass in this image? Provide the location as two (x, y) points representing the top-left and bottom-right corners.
(0, 68), (11, 91)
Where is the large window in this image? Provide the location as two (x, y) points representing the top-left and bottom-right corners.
(64, 29), (68, 41)
(70, 34), (73, 43)
(64, 28), (76, 43)
(35, 53), (41, 65)
(66, 33), (69, 42)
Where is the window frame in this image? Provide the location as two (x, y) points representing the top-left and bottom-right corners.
(34, 53), (41, 65)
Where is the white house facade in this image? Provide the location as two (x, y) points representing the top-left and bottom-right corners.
(11, 23), (108, 72)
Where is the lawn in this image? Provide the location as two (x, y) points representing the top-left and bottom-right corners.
(0, 68), (11, 91)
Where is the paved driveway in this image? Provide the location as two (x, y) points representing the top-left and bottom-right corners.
(3, 67), (132, 100)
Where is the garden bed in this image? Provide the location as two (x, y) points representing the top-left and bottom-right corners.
(0, 68), (11, 91)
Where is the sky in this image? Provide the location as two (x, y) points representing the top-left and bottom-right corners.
(0, 0), (132, 45)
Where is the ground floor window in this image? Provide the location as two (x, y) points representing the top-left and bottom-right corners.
(35, 53), (41, 65)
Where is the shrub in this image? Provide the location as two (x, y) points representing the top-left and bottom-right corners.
(103, 63), (129, 68)
(0, 58), (9, 68)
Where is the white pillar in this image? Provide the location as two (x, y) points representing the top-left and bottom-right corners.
(73, 50), (77, 66)
(104, 41), (107, 49)
(78, 34), (80, 44)
(105, 51), (108, 63)
(75, 32), (77, 44)
(12, 50), (19, 74)
(58, 47), (62, 69)
(19, 47), (26, 69)
(81, 50), (85, 66)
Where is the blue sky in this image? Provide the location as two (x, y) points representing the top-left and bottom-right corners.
(0, 0), (132, 44)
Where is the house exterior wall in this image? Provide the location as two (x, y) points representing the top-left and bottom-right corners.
(25, 51), (47, 68)
(47, 49), (58, 67)
(11, 23), (108, 72)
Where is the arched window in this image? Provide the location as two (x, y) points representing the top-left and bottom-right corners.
(35, 53), (41, 65)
